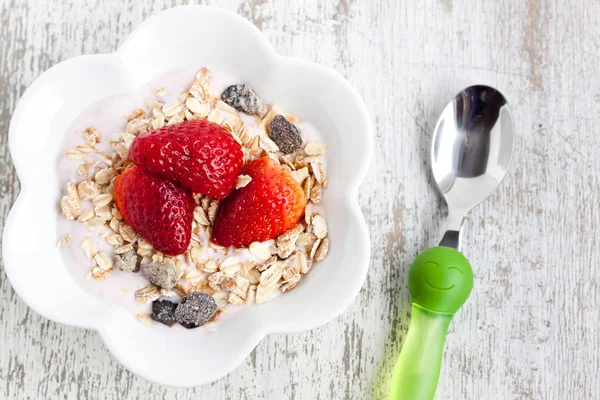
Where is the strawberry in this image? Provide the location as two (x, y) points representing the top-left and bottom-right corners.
(128, 120), (243, 199)
(114, 166), (195, 256)
(212, 157), (307, 247)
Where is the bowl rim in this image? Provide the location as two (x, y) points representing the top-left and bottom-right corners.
(3, 4), (374, 387)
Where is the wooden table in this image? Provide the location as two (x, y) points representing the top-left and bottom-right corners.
(1, 1), (598, 399)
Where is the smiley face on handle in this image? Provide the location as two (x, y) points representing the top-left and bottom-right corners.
(409, 247), (474, 314)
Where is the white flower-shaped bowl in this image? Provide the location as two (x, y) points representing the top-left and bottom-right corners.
(3, 5), (373, 387)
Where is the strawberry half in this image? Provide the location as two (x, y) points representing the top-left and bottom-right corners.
(212, 157), (307, 247)
(114, 166), (195, 256)
(128, 120), (243, 199)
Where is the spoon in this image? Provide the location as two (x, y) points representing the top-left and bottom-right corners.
(389, 85), (515, 399)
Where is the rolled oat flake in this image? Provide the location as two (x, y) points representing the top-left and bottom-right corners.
(174, 291), (217, 329)
(221, 84), (267, 115)
(269, 115), (303, 154)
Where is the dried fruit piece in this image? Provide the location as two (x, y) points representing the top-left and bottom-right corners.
(221, 84), (267, 115)
(174, 291), (218, 329)
(151, 299), (178, 326)
(114, 166), (195, 255)
(268, 115), (303, 154)
(115, 249), (142, 272)
(128, 120), (243, 199)
(144, 262), (179, 289)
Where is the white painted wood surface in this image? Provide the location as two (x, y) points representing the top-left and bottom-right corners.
(1, 0), (599, 398)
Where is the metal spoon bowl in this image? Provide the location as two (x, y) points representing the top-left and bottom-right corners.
(432, 85), (515, 249)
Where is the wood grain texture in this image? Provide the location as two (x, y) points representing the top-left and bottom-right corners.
(1, 0), (599, 398)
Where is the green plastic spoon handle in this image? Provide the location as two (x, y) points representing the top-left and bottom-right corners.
(389, 246), (474, 400)
(389, 305), (452, 400)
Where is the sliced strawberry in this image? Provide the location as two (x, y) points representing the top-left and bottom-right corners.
(128, 120), (243, 199)
(212, 157), (307, 247)
(114, 166), (195, 256)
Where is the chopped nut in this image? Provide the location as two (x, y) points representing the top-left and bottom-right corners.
(144, 262), (179, 289)
(236, 174), (252, 189)
(116, 249), (142, 272)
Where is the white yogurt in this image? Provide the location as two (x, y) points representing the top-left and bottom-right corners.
(56, 65), (327, 322)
